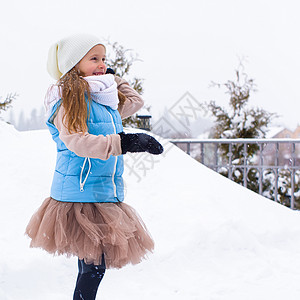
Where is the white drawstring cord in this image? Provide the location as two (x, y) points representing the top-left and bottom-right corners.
(80, 157), (92, 192)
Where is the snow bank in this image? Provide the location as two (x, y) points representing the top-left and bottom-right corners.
(1, 122), (300, 299)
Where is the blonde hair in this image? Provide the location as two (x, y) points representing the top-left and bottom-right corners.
(57, 68), (91, 133)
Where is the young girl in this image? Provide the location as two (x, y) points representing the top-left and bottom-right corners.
(25, 33), (163, 300)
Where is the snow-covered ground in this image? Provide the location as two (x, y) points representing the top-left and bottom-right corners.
(1, 121), (300, 300)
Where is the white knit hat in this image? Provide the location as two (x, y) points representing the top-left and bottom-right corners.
(47, 34), (105, 80)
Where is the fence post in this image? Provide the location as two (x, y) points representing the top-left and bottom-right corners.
(201, 143), (204, 164)
(259, 143), (264, 195)
(274, 142), (279, 203)
(291, 143), (296, 209)
(187, 142), (191, 155)
(214, 143), (218, 172)
(228, 143), (233, 180)
(243, 143), (247, 187)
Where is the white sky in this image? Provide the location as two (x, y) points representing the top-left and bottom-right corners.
(1, 0), (300, 129)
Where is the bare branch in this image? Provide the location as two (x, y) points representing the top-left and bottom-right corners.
(0, 93), (17, 113)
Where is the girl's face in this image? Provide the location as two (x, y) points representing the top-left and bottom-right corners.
(76, 44), (107, 76)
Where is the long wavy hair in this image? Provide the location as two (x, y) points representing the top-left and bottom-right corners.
(57, 68), (91, 133)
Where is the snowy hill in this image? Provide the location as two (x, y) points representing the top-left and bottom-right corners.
(1, 121), (300, 300)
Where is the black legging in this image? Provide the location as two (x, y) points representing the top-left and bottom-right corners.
(73, 255), (106, 300)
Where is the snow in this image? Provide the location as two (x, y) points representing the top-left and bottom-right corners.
(1, 120), (300, 299)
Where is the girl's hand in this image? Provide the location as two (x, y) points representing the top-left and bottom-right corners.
(106, 68), (115, 74)
(118, 132), (164, 155)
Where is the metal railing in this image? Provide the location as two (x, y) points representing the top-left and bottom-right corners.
(169, 138), (300, 209)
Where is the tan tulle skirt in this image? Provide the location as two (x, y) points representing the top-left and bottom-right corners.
(25, 197), (154, 269)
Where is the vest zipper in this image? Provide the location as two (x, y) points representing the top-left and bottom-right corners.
(80, 157), (91, 192)
(106, 108), (118, 198)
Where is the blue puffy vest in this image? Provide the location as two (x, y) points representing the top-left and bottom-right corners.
(46, 100), (124, 203)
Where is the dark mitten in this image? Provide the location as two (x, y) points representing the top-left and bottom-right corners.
(118, 132), (164, 155)
(106, 68), (115, 74)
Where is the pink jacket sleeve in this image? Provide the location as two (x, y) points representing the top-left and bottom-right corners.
(53, 106), (122, 160)
(115, 76), (144, 119)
